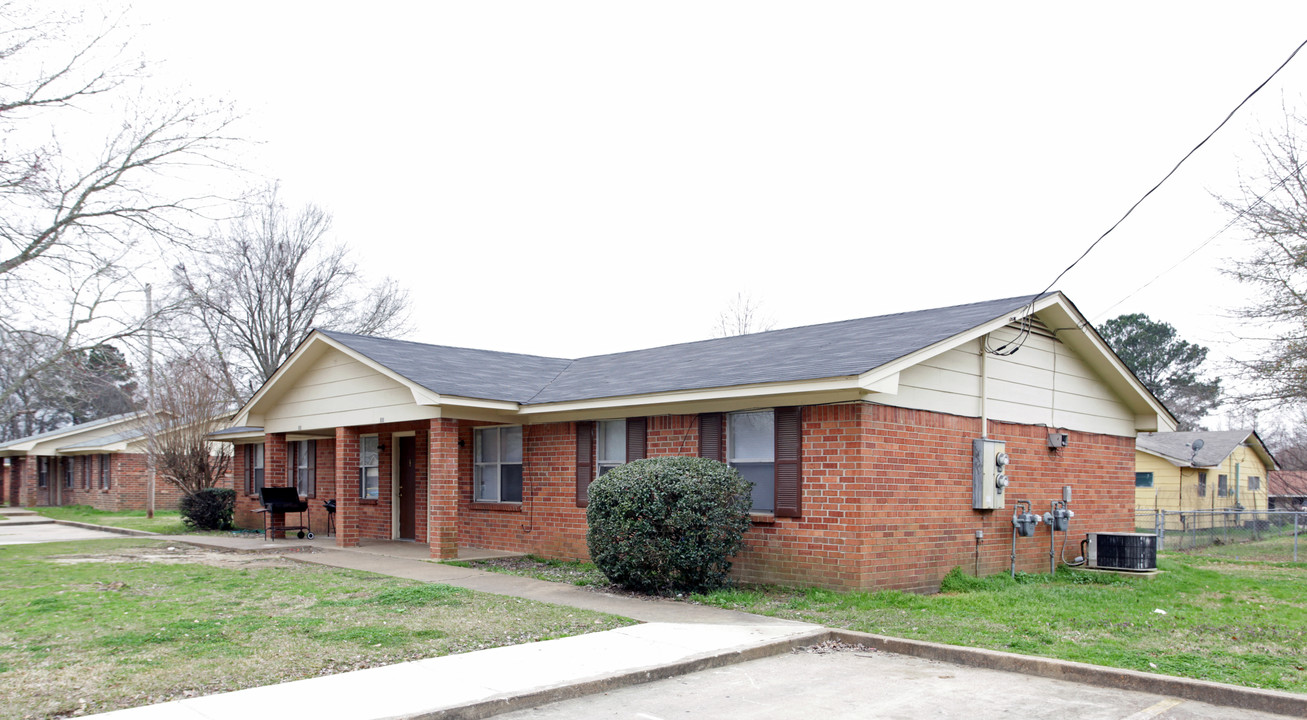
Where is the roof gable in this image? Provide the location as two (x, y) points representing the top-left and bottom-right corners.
(230, 291), (1175, 432)
(1137, 430), (1276, 469)
(0, 413), (142, 455)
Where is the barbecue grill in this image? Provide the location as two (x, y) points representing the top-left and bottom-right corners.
(259, 486), (313, 540)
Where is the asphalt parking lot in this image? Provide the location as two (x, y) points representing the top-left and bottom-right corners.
(497, 648), (1298, 720)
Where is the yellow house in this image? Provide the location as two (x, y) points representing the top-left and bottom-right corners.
(1135, 430), (1276, 528)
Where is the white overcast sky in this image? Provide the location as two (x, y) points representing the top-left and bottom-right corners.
(106, 1), (1307, 397)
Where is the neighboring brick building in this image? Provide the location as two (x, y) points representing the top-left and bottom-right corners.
(0, 413), (207, 512)
(214, 292), (1175, 592)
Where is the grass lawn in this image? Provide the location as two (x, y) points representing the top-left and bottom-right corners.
(445, 555), (610, 587)
(32, 505), (190, 534)
(0, 539), (634, 719)
(690, 556), (1307, 693)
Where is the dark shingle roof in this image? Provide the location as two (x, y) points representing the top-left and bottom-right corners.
(321, 294), (1043, 405)
(1136, 430), (1257, 467)
(320, 331), (572, 403)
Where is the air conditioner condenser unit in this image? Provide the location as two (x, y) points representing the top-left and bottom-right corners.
(1086, 532), (1157, 571)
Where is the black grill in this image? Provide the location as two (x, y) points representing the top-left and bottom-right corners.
(259, 487), (313, 540)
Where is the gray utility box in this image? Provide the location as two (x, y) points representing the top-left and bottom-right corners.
(972, 438), (1008, 510)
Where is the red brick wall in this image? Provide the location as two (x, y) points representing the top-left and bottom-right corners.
(235, 404), (1134, 593)
(443, 405), (1135, 593)
(12, 453), (220, 512)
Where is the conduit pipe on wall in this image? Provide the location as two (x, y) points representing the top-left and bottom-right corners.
(980, 337), (989, 439)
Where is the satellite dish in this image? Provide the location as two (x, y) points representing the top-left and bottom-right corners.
(1192, 439), (1205, 452)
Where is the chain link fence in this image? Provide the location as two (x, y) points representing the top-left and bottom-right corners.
(1134, 509), (1307, 562)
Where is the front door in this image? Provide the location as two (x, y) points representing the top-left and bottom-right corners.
(399, 436), (416, 540)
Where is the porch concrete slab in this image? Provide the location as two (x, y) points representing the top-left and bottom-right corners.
(91, 622), (824, 720)
(0, 506), (39, 516)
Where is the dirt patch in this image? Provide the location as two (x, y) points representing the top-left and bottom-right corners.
(50, 544), (302, 570)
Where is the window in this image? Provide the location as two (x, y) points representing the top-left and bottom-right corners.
(1248, 475), (1261, 491)
(293, 440), (317, 497)
(99, 454), (111, 490)
(37, 457), (48, 488)
(63, 458), (74, 488)
(244, 444), (265, 495)
(596, 420), (626, 477)
(730, 411), (776, 513)
(1218, 474), (1229, 497)
(1134, 472), (1153, 488)
(1198, 471), (1207, 497)
(359, 436), (380, 499)
(475, 426), (522, 503)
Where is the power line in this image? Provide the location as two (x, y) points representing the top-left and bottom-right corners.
(1092, 169), (1298, 322)
(997, 35), (1307, 353)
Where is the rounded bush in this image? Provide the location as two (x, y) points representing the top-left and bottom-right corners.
(179, 487), (235, 531)
(586, 456), (752, 594)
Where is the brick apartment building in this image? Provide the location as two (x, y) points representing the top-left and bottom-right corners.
(1, 414), (196, 511)
(214, 292), (1174, 592)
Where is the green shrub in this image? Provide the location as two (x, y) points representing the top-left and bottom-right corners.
(179, 488), (235, 531)
(586, 456), (752, 593)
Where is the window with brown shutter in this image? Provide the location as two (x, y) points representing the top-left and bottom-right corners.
(774, 406), (802, 517)
(698, 413), (723, 462)
(626, 417), (647, 462)
(575, 421), (594, 507)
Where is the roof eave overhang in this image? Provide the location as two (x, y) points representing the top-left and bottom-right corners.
(515, 375), (882, 422)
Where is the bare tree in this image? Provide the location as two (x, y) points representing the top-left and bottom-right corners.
(712, 292), (777, 338)
(0, 2), (235, 418)
(142, 356), (231, 497)
(173, 185), (411, 402)
(1217, 109), (1307, 407)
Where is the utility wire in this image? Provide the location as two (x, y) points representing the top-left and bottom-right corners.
(1092, 168), (1298, 323)
(997, 36), (1307, 354)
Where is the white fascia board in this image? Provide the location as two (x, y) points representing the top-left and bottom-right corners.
(57, 442), (130, 454)
(517, 376), (865, 419)
(857, 371), (900, 396)
(423, 393), (518, 412)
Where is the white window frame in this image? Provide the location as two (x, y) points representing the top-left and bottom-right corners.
(727, 410), (775, 513)
(294, 439), (316, 497)
(246, 443), (266, 495)
(596, 419), (626, 477)
(37, 457), (48, 488)
(360, 435), (380, 499)
(98, 454), (111, 490)
(474, 426), (523, 503)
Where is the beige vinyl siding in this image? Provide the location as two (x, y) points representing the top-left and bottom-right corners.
(882, 331), (1136, 437)
(263, 349), (440, 433)
(28, 421), (139, 455)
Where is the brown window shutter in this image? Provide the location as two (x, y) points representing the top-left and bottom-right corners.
(575, 421), (595, 507)
(626, 417), (648, 462)
(774, 406), (802, 518)
(698, 413), (724, 462)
